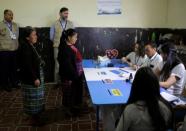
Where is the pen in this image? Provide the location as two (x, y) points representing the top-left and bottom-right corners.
(119, 68), (129, 73)
(172, 99), (180, 103)
(107, 89), (112, 96)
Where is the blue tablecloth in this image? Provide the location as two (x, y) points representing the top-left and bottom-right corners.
(86, 80), (131, 105)
(83, 59), (128, 68)
(83, 59), (167, 105)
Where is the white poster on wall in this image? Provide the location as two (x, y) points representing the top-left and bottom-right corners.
(97, 0), (121, 15)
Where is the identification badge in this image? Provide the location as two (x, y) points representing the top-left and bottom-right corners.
(10, 31), (17, 40)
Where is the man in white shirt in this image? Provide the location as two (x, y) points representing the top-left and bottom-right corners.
(143, 42), (162, 72)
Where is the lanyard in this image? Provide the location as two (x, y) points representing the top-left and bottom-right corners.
(4, 21), (12, 31)
(135, 54), (140, 65)
(59, 20), (67, 30)
(30, 44), (45, 67)
(3, 21), (17, 39)
(148, 53), (158, 66)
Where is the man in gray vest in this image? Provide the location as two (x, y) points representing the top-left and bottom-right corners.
(50, 7), (74, 87)
(0, 9), (19, 91)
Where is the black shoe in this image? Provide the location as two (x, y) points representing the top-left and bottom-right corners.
(3, 87), (12, 92)
(15, 84), (21, 89)
(52, 83), (61, 89)
(31, 115), (46, 127)
(60, 105), (73, 116)
(70, 107), (81, 117)
(0, 86), (4, 91)
(11, 82), (21, 89)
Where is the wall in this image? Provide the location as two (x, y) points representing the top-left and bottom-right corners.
(1, 0), (186, 82)
(0, 0), (168, 28)
(167, 0), (186, 29)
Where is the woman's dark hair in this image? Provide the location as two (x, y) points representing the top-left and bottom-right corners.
(60, 28), (77, 45)
(135, 41), (145, 57)
(23, 26), (36, 40)
(127, 67), (171, 131)
(160, 42), (181, 81)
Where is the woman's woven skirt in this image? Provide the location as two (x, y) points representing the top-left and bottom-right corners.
(22, 66), (45, 115)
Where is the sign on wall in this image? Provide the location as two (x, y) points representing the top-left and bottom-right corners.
(97, 0), (121, 15)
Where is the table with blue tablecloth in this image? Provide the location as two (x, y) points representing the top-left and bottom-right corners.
(82, 59), (186, 131)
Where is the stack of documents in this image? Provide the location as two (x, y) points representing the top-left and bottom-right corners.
(98, 55), (111, 66)
(160, 92), (186, 105)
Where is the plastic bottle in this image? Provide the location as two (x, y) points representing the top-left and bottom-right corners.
(129, 73), (133, 83)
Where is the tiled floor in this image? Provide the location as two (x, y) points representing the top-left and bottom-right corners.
(0, 85), (103, 131)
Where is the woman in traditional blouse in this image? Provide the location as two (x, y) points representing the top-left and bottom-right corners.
(58, 28), (83, 115)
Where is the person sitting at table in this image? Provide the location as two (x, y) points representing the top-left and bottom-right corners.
(142, 42), (162, 72)
(57, 28), (83, 115)
(115, 67), (172, 131)
(155, 42), (185, 96)
(121, 41), (146, 70)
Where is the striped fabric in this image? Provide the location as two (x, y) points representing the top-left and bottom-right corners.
(22, 66), (45, 115)
(76, 61), (83, 76)
(61, 76), (83, 107)
(70, 45), (83, 76)
(61, 80), (73, 107)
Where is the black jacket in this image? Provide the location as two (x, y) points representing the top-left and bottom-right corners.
(17, 42), (40, 85)
(57, 43), (79, 81)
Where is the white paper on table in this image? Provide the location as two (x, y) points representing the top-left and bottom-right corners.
(119, 67), (136, 73)
(173, 99), (186, 105)
(160, 92), (179, 102)
(83, 67), (136, 81)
